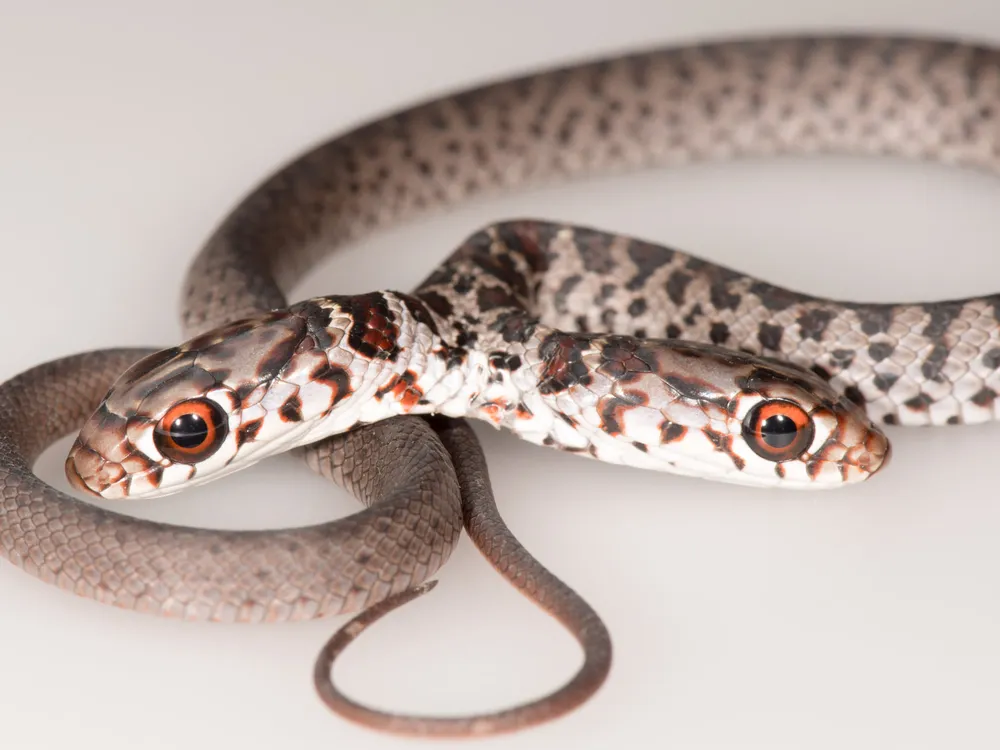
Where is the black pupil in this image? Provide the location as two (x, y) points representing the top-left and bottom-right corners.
(169, 413), (209, 449)
(760, 414), (798, 449)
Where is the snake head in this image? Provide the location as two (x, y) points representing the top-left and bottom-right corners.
(628, 341), (892, 488)
(65, 303), (360, 499)
(552, 335), (891, 489)
(725, 357), (891, 487)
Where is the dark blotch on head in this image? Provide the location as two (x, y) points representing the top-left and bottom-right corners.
(145, 465), (164, 488)
(279, 394), (303, 422)
(236, 418), (264, 448)
(660, 421), (686, 443)
(663, 373), (730, 409)
(308, 363), (352, 414)
(598, 390), (647, 435)
(702, 427), (746, 471)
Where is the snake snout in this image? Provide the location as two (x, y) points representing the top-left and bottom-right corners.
(64, 438), (125, 499)
(64, 446), (102, 498)
(866, 430), (892, 474)
(844, 426), (892, 481)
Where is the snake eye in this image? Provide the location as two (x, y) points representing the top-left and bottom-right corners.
(742, 399), (815, 462)
(154, 398), (228, 464)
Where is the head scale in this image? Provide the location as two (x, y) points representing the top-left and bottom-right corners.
(637, 342), (891, 488)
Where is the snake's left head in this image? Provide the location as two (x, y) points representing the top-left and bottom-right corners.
(65, 306), (355, 499)
(721, 354), (892, 487)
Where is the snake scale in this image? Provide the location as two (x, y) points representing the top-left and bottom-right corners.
(4, 33), (1000, 737)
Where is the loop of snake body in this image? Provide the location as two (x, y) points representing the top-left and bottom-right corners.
(4, 33), (1000, 737)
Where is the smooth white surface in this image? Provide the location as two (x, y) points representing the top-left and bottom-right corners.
(2, 2), (1000, 748)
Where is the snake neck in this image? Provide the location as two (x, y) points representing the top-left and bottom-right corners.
(316, 291), (530, 426)
(297, 291), (574, 445)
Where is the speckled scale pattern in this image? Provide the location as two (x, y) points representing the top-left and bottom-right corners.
(458, 222), (1000, 428)
(1, 349), (463, 622)
(184, 35), (1000, 337)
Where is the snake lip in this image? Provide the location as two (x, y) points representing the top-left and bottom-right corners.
(64, 453), (103, 498)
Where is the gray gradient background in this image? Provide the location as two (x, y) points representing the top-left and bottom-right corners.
(2, 2), (999, 748)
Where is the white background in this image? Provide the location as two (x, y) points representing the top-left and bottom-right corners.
(3, 2), (1000, 748)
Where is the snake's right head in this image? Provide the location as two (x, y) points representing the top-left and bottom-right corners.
(65, 299), (368, 500)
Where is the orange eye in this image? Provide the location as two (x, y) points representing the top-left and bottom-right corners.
(153, 398), (228, 464)
(742, 399), (815, 462)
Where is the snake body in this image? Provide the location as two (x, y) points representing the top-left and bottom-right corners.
(4, 33), (1000, 736)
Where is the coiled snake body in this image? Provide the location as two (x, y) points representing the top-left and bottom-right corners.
(4, 33), (1000, 736)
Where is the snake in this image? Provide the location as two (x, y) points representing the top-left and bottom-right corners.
(4, 32), (1000, 737)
